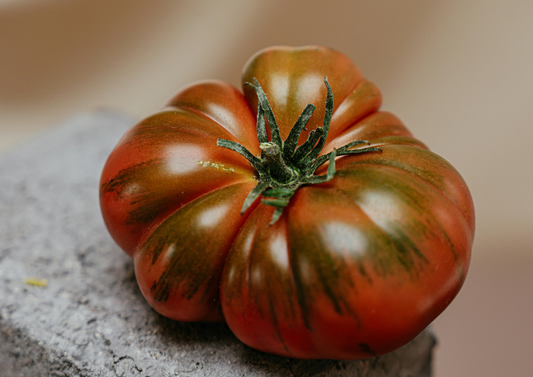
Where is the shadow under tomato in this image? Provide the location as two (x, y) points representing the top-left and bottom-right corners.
(149, 303), (394, 377)
(237, 346), (377, 377)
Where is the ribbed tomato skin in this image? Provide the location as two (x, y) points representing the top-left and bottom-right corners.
(100, 46), (474, 359)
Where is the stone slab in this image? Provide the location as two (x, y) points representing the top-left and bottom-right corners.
(0, 111), (436, 376)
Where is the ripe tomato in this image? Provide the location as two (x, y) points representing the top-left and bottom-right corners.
(100, 46), (474, 359)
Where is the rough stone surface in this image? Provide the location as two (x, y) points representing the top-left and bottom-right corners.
(0, 111), (436, 376)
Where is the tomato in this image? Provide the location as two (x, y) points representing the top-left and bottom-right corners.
(100, 46), (474, 359)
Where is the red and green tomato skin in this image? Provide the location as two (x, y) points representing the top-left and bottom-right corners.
(99, 46), (474, 359)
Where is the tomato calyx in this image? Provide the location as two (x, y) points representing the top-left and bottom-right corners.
(217, 77), (382, 224)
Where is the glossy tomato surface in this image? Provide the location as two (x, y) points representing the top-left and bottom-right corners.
(100, 46), (474, 359)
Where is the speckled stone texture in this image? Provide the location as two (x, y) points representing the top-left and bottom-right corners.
(0, 111), (436, 377)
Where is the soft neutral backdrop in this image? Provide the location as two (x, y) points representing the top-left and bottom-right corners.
(1, 0), (532, 376)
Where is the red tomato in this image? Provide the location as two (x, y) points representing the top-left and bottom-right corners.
(100, 46), (474, 359)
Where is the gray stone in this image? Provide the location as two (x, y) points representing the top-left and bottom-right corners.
(0, 111), (436, 376)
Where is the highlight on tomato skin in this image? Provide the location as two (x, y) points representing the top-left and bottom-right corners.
(99, 45), (475, 360)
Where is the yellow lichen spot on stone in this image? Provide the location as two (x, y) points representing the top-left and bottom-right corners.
(24, 278), (48, 287)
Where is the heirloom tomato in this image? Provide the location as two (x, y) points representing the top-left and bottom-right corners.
(100, 46), (474, 360)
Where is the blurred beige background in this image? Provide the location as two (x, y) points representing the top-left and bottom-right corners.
(1, 0), (532, 375)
